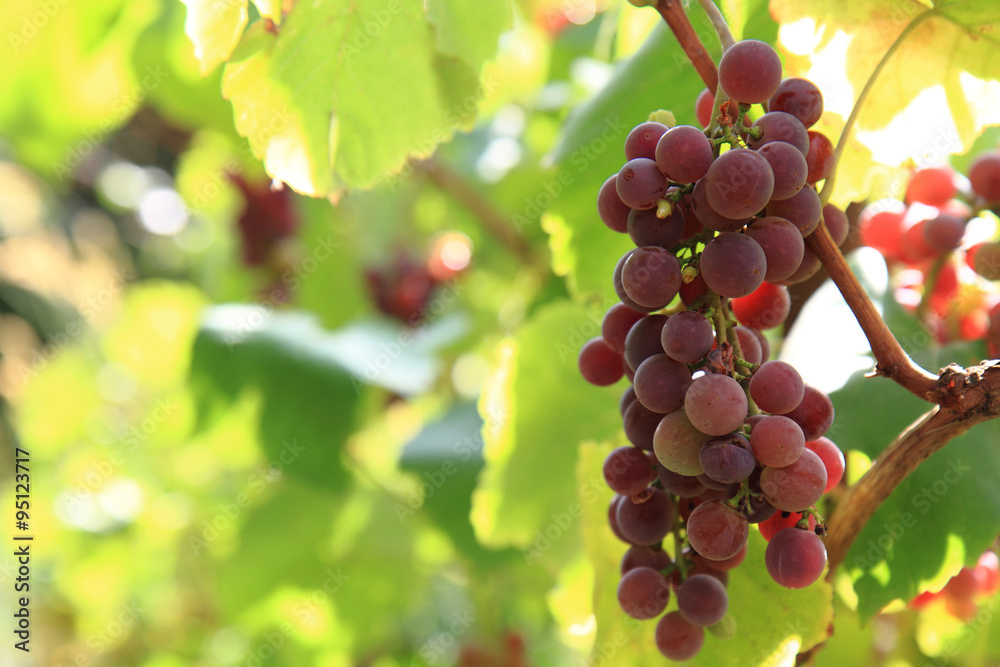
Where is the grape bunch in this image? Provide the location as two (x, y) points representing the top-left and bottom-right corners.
(578, 39), (848, 661)
(857, 149), (1000, 352)
(910, 549), (1000, 621)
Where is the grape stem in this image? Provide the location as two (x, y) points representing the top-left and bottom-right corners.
(695, 0), (735, 51)
(654, 0), (719, 93)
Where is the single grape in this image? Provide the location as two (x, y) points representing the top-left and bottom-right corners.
(613, 251), (660, 313)
(679, 271), (709, 306)
(624, 400), (664, 451)
(618, 566), (671, 619)
(786, 384), (835, 440)
(805, 131), (836, 183)
(731, 281), (790, 330)
(804, 437), (846, 493)
(923, 213), (966, 252)
(602, 303), (646, 354)
(597, 175), (630, 233)
(778, 245), (821, 285)
(687, 499), (750, 561)
(655, 611), (705, 661)
(622, 246), (682, 309)
(969, 151), (1000, 201)
(766, 185), (822, 237)
(653, 409), (711, 476)
(906, 165), (956, 207)
(684, 373), (749, 436)
(746, 216), (805, 282)
(750, 415), (805, 468)
(621, 545), (672, 575)
(749, 360), (805, 415)
(634, 353), (693, 414)
(758, 510), (816, 541)
(623, 313), (669, 371)
(765, 527), (828, 588)
(973, 242), (1000, 280)
(822, 203), (849, 247)
(657, 462), (708, 497)
(699, 433), (756, 484)
(691, 178), (751, 233)
(616, 487), (676, 545)
(661, 310), (715, 363)
(695, 88), (715, 127)
(620, 385), (638, 417)
(760, 448), (827, 512)
(757, 140), (808, 200)
(747, 111), (810, 157)
(677, 573), (730, 627)
(859, 199), (907, 261)
(718, 40), (783, 104)
(603, 445), (658, 496)
(700, 233), (767, 298)
(768, 78), (823, 128)
(696, 473), (730, 491)
(609, 495), (634, 543)
(578, 337), (624, 386)
(625, 121), (670, 161)
(900, 218), (942, 264)
(655, 125), (714, 183)
(733, 325), (763, 365)
(627, 205), (685, 249)
(695, 543), (747, 571)
(617, 158), (670, 210)
(703, 148), (775, 219)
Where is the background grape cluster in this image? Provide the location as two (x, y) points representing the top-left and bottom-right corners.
(578, 39), (848, 661)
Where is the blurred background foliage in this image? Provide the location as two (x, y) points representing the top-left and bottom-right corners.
(1, 0), (1000, 665)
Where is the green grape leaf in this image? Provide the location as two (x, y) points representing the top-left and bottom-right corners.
(181, 0), (249, 76)
(771, 0), (1000, 206)
(252, 0), (282, 24)
(219, 0), (509, 195)
(217, 483), (337, 616)
(471, 300), (623, 552)
(580, 441), (833, 667)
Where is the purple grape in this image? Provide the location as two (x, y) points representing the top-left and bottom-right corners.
(622, 246), (682, 309)
(691, 178), (751, 233)
(634, 354), (693, 414)
(603, 446), (657, 496)
(623, 400), (664, 451)
(699, 433), (755, 484)
(760, 448), (827, 511)
(757, 141), (807, 200)
(627, 205), (685, 249)
(676, 573), (729, 627)
(822, 203), (849, 247)
(686, 499), (749, 560)
(609, 495), (634, 543)
(684, 373), (748, 436)
(597, 174), (630, 233)
(718, 40), (782, 104)
(745, 216), (805, 282)
(655, 125), (714, 184)
(613, 250), (660, 313)
(924, 213), (966, 251)
(769, 78), (824, 129)
(749, 360), (805, 415)
(616, 487), (676, 545)
(657, 463), (709, 497)
(655, 611), (705, 661)
(765, 527), (827, 588)
(766, 185), (822, 236)
(578, 337), (624, 386)
(623, 313), (669, 371)
(625, 122), (670, 160)
(747, 111), (810, 157)
(602, 302), (646, 354)
(653, 409), (711, 476)
(703, 148), (774, 220)
(617, 158), (669, 210)
(733, 325), (763, 365)
(749, 415), (805, 468)
(661, 310), (715, 363)
(621, 544), (673, 575)
(785, 384), (835, 440)
(700, 233), (767, 298)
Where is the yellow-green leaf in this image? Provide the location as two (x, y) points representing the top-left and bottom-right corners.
(181, 0), (249, 76)
(771, 0), (1000, 205)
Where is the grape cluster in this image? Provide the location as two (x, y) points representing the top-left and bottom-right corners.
(857, 148), (1000, 350)
(910, 549), (1000, 621)
(579, 39), (847, 661)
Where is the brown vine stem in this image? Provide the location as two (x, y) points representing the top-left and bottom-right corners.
(806, 223), (939, 401)
(826, 361), (1000, 570)
(419, 158), (536, 265)
(654, 0), (718, 93)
